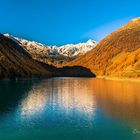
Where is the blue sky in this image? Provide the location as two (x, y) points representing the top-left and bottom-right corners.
(0, 0), (139, 45)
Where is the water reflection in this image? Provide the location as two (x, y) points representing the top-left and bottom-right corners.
(20, 78), (96, 118)
(1, 78), (140, 127)
(21, 83), (48, 116)
(0, 78), (140, 139)
(94, 79), (140, 127)
(16, 78), (140, 127)
(0, 80), (35, 115)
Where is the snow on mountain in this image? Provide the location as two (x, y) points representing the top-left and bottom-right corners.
(4, 33), (20, 44)
(57, 39), (96, 56)
(4, 33), (96, 57)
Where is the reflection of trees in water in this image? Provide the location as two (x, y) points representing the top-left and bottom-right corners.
(94, 79), (140, 127)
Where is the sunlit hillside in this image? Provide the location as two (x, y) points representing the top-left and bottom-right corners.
(66, 18), (140, 78)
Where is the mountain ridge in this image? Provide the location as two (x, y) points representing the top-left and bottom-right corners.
(1, 17), (140, 79)
(0, 34), (95, 78)
(65, 18), (140, 78)
(4, 34), (96, 56)
(4, 34), (96, 66)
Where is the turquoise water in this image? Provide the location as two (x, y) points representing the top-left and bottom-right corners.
(0, 78), (140, 140)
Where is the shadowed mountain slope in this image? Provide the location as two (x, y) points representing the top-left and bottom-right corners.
(0, 34), (52, 78)
(0, 34), (95, 78)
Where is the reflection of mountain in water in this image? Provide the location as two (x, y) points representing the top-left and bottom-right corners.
(1, 78), (140, 129)
(93, 79), (140, 127)
(0, 80), (36, 115)
(20, 82), (49, 116)
(20, 78), (96, 119)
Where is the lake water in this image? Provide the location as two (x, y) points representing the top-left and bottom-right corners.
(0, 78), (140, 140)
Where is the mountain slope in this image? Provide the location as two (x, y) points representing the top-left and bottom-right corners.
(0, 34), (52, 78)
(4, 34), (96, 65)
(66, 18), (140, 78)
(0, 34), (95, 78)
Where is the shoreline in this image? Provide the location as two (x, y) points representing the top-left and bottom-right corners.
(97, 76), (140, 82)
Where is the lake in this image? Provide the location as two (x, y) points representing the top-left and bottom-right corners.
(0, 78), (140, 140)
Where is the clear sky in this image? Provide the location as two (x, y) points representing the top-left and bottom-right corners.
(0, 0), (139, 45)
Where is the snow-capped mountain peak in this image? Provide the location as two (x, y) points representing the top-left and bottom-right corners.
(4, 33), (97, 57)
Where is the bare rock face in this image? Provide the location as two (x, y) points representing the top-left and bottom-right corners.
(66, 18), (140, 78)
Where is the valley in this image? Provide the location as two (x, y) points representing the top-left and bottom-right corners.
(1, 18), (140, 79)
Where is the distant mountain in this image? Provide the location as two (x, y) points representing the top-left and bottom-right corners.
(0, 34), (52, 78)
(4, 34), (96, 65)
(0, 34), (95, 78)
(66, 18), (140, 78)
(2, 17), (140, 79)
